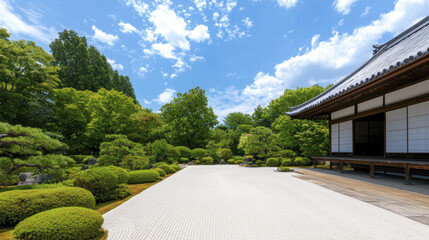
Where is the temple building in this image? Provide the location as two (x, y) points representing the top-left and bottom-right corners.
(286, 16), (429, 184)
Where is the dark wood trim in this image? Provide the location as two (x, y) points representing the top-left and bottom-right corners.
(329, 116), (332, 156)
(384, 112), (386, 158)
(406, 106), (409, 153)
(383, 94), (386, 106)
(330, 93), (429, 124)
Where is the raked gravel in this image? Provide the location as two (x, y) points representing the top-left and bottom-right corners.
(103, 165), (429, 240)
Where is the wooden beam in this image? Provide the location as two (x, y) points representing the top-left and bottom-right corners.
(405, 164), (411, 185)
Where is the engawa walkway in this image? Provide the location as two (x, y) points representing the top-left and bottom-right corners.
(103, 166), (429, 240)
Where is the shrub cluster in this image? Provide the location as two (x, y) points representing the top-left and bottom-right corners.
(227, 159), (235, 164)
(104, 166), (129, 184)
(175, 146), (192, 159)
(234, 160), (243, 165)
(120, 155), (149, 170)
(73, 168), (118, 202)
(0, 187), (95, 226)
(13, 207), (104, 240)
(128, 170), (160, 184)
(293, 157), (311, 166)
(255, 160), (265, 166)
(153, 162), (168, 168)
(277, 167), (290, 172)
(200, 156), (214, 165)
(234, 156), (245, 161)
(281, 158), (293, 166)
(157, 164), (171, 174)
(179, 157), (189, 163)
(266, 158), (280, 167)
(154, 167), (166, 177)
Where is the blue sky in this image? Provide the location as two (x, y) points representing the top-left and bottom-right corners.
(1, 0), (429, 120)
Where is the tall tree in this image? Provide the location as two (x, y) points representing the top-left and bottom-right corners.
(223, 112), (253, 130)
(0, 28), (60, 128)
(252, 105), (271, 128)
(161, 87), (218, 148)
(87, 46), (112, 91)
(238, 126), (274, 159)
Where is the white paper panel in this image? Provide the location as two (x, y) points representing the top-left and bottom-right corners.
(331, 106), (355, 120)
(331, 124), (339, 152)
(386, 108), (407, 153)
(339, 121), (353, 153)
(358, 96), (383, 113)
(385, 79), (429, 105)
(408, 101), (429, 153)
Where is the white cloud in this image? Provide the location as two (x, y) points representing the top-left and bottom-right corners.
(172, 58), (189, 72)
(146, 43), (176, 59)
(0, 0), (56, 43)
(194, 0), (207, 10)
(149, 4), (189, 50)
(277, 0), (298, 9)
(243, 17), (253, 28)
(92, 25), (119, 46)
(143, 99), (152, 104)
(155, 88), (176, 104)
(311, 34), (320, 48)
(213, 12), (220, 20)
(107, 58), (124, 70)
(361, 6), (370, 16)
(118, 22), (138, 33)
(125, 0), (149, 16)
(170, 73), (177, 78)
(188, 25), (210, 42)
(227, 0), (237, 12)
(334, 0), (359, 15)
(190, 55), (204, 62)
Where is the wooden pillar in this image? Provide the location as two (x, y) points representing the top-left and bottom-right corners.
(339, 161), (344, 173)
(404, 165), (411, 185)
(313, 160), (317, 168)
(370, 165), (375, 178)
(329, 161), (333, 169)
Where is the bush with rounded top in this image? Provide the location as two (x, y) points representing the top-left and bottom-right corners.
(168, 166), (177, 173)
(191, 148), (207, 160)
(266, 158), (280, 167)
(113, 184), (131, 199)
(217, 148), (232, 160)
(120, 155), (149, 170)
(157, 164), (170, 174)
(227, 159), (235, 164)
(234, 160), (243, 165)
(104, 166), (129, 184)
(281, 158), (293, 166)
(153, 162), (168, 168)
(128, 170), (160, 184)
(175, 146), (192, 159)
(0, 187), (95, 226)
(255, 160), (265, 166)
(13, 207), (104, 240)
(293, 157), (311, 166)
(154, 168), (166, 177)
(200, 156), (214, 165)
(179, 157), (189, 163)
(194, 160), (201, 165)
(170, 164), (180, 171)
(277, 167), (290, 172)
(234, 156), (245, 161)
(73, 168), (118, 202)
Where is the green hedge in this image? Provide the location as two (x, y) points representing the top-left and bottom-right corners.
(281, 158), (293, 166)
(153, 162), (168, 168)
(234, 156), (245, 161)
(200, 156), (214, 165)
(235, 160), (243, 165)
(13, 207), (103, 240)
(73, 168), (118, 203)
(157, 164), (170, 174)
(154, 168), (166, 177)
(168, 166), (177, 173)
(0, 187), (95, 226)
(179, 157), (189, 163)
(266, 158), (280, 167)
(128, 170), (160, 184)
(104, 166), (129, 184)
(277, 167), (290, 172)
(293, 157), (311, 166)
(170, 164), (180, 171)
(227, 159), (235, 164)
(255, 160), (265, 166)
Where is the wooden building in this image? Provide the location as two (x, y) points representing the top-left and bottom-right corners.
(286, 16), (429, 183)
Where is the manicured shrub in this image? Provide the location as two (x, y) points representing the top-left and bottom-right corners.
(153, 162), (168, 168)
(0, 187), (95, 226)
(120, 155), (149, 170)
(277, 167), (290, 172)
(70, 155), (93, 164)
(13, 207), (104, 240)
(191, 148), (207, 160)
(154, 168), (166, 177)
(217, 148), (232, 160)
(266, 158), (280, 167)
(65, 166), (82, 180)
(194, 160), (201, 165)
(170, 164), (180, 171)
(62, 179), (75, 187)
(234, 156), (245, 161)
(157, 164), (170, 174)
(227, 159), (235, 164)
(281, 158), (293, 166)
(168, 166), (177, 173)
(175, 146), (192, 159)
(112, 184), (131, 199)
(128, 170), (160, 184)
(104, 166), (129, 184)
(255, 160), (265, 166)
(73, 168), (118, 202)
(200, 156), (214, 165)
(179, 157), (189, 163)
(234, 160), (243, 165)
(293, 157), (311, 166)
(245, 155), (253, 159)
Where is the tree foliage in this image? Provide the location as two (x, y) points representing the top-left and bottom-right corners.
(98, 134), (145, 167)
(223, 112), (253, 130)
(238, 126), (274, 159)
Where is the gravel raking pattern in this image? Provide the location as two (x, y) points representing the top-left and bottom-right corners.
(103, 166), (429, 240)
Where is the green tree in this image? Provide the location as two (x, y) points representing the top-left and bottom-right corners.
(87, 46), (112, 91)
(148, 139), (170, 163)
(217, 148), (232, 160)
(0, 28), (60, 128)
(125, 111), (163, 145)
(238, 126), (274, 159)
(223, 112), (253, 130)
(191, 148), (207, 160)
(98, 134), (145, 166)
(252, 105), (271, 128)
(161, 87), (218, 148)
(175, 146), (192, 159)
(230, 124), (254, 155)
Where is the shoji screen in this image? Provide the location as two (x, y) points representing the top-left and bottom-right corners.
(339, 121), (353, 152)
(331, 124), (339, 152)
(408, 101), (429, 153)
(386, 108), (407, 153)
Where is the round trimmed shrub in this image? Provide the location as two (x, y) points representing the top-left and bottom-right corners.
(234, 160), (243, 165)
(201, 156), (214, 165)
(104, 166), (129, 184)
(266, 158), (280, 167)
(281, 158), (293, 166)
(74, 168), (118, 202)
(170, 164), (180, 171)
(179, 157), (189, 163)
(128, 170), (160, 184)
(293, 157), (311, 166)
(227, 159), (235, 164)
(168, 166), (177, 173)
(13, 207), (103, 240)
(234, 156), (245, 161)
(191, 148), (207, 160)
(0, 187), (95, 226)
(153, 162), (168, 168)
(113, 184), (131, 199)
(175, 146), (192, 159)
(277, 167), (290, 172)
(120, 155), (149, 170)
(255, 160), (265, 166)
(154, 167), (166, 177)
(157, 164), (170, 174)
(194, 160), (201, 165)
(217, 148), (232, 160)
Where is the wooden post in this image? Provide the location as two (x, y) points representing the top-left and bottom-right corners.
(329, 161), (333, 169)
(313, 160), (317, 168)
(339, 161), (344, 173)
(370, 165), (375, 178)
(404, 165), (411, 185)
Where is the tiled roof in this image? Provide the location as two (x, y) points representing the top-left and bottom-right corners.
(286, 16), (429, 117)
